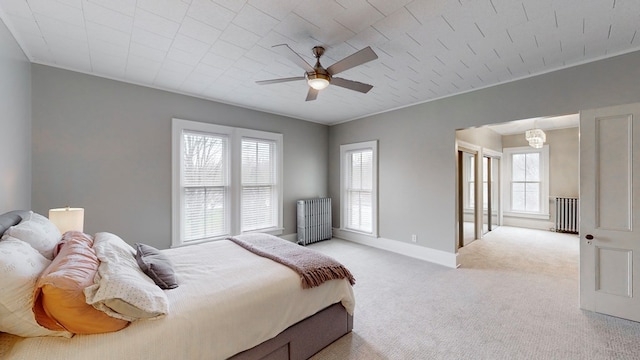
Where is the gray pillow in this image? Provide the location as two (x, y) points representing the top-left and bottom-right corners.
(135, 243), (178, 290)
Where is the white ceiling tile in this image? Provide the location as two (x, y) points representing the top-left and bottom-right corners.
(187, 0), (236, 31)
(160, 58), (194, 75)
(193, 62), (225, 78)
(88, 37), (129, 58)
(201, 51), (235, 69)
(137, 0), (189, 23)
(83, 1), (133, 33)
(371, 6), (422, 41)
(86, 21), (130, 48)
(272, 13), (320, 45)
(366, 0), (413, 16)
(166, 47), (203, 66)
(85, 0), (136, 16)
(333, 0), (384, 34)
(130, 42), (167, 62)
(232, 5), (279, 36)
(6, 15), (41, 37)
(18, 33), (53, 62)
(247, 0), (297, 21)
(172, 34), (209, 55)
(57, 0), (82, 8)
(178, 16), (222, 45)
(210, 0), (246, 13)
(2, 0), (639, 124)
(243, 45), (276, 66)
(520, 0), (555, 22)
(34, 14), (87, 42)
(29, 0), (85, 27)
(208, 39), (246, 60)
(131, 27), (173, 51)
(404, 0), (453, 24)
(219, 23), (261, 50)
(1, 0), (36, 19)
(133, 9), (180, 39)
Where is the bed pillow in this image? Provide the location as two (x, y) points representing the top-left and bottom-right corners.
(33, 231), (129, 334)
(0, 236), (72, 338)
(84, 232), (169, 322)
(4, 211), (61, 259)
(135, 243), (178, 290)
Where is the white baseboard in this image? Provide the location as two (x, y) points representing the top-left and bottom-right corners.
(502, 217), (554, 231)
(280, 233), (297, 242)
(332, 228), (458, 269)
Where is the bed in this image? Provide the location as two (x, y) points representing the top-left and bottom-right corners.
(0, 210), (354, 360)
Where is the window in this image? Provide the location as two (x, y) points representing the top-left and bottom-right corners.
(340, 141), (377, 236)
(172, 119), (283, 247)
(241, 138), (277, 232)
(503, 145), (549, 217)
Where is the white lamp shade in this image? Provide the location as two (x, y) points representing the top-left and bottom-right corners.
(49, 207), (85, 233)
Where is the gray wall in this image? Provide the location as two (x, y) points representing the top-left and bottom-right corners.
(32, 65), (329, 249)
(330, 50), (640, 254)
(502, 127), (579, 198)
(503, 127), (579, 227)
(0, 19), (31, 213)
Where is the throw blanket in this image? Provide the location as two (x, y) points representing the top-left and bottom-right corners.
(228, 233), (355, 289)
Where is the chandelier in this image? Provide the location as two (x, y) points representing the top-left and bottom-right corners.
(525, 128), (546, 148)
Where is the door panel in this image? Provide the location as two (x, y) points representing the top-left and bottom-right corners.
(580, 103), (640, 322)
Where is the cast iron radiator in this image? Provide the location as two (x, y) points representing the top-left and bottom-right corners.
(555, 197), (579, 234)
(297, 198), (332, 245)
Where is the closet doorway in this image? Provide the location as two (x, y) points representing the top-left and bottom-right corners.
(457, 145), (478, 249)
(457, 141), (501, 250)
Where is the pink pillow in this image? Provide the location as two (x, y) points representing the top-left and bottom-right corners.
(33, 231), (129, 334)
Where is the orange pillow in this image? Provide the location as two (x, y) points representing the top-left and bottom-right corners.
(33, 231), (129, 334)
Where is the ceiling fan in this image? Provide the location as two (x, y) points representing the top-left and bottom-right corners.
(256, 44), (378, 101)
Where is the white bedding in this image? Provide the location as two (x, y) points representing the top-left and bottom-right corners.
(0, 240), (355, 360)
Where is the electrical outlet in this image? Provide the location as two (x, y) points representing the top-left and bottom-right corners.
(411, 234), (417, 243)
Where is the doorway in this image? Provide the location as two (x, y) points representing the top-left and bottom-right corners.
(457, 141), (501, 250)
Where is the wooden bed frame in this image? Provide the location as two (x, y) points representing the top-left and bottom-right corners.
(0, 210), (353, 360)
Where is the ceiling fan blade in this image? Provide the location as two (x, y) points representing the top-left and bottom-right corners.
(305, 87), (319, 101)
(272, 44), (315, 73)
(255, 76), (305, 85)
(327, 46), (378, 75)
(331, 77), (373, 93)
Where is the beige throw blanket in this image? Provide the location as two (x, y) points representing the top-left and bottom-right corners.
(228, 233), (355, 289)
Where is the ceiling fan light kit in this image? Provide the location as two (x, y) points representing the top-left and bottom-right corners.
(256, 44), (378, 101)
(307, 73), (330, 90)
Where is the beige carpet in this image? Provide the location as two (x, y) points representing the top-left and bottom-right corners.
(308, 226), (640, 360)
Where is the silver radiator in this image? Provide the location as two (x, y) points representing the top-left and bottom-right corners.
(297, 198), (332, 245)
(555, 197), (579, 234)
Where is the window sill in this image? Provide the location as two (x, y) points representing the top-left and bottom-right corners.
(504, 211), (550, 220)
(340, 228), (377, 238)
(242, 227), (284, 236)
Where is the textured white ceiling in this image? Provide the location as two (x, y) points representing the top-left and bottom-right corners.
(1, 0), (639, 125)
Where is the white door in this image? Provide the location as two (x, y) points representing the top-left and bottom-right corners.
(580, 103), (640, 322)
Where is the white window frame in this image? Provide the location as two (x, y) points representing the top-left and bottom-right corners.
(172, 118), (283, 247)
(502, 145), (549, 219)
(340, 140), (378, 237)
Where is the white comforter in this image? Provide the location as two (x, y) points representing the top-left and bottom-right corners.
(0, 240), (355, 360)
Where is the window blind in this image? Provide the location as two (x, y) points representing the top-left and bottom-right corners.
(241, 138), (276, 232)
(346, 149), (373, 233)
(182, 131), (229, 242)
